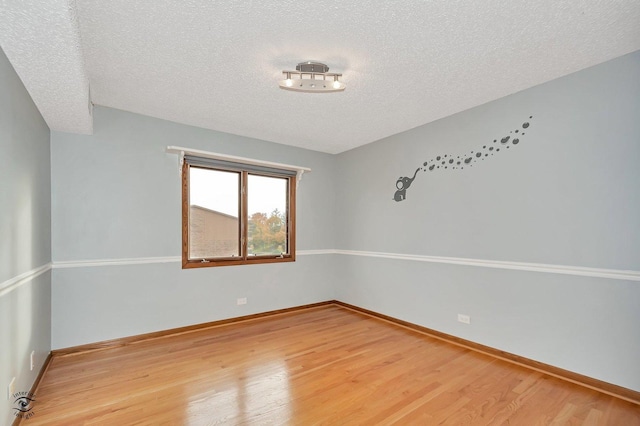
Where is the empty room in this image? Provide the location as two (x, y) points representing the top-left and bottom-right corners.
(1, 1), (639, 424)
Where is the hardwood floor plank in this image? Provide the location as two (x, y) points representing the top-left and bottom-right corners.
(583, 408), (604, 426)
(24, 305), (640, 425)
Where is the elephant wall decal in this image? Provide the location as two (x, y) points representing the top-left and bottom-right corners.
(393, 168), (420, 202)
(392, 117), (533, 203)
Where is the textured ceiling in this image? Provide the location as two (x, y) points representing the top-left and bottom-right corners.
(0, 0), (92, 134)
(2, 1), (640, 153)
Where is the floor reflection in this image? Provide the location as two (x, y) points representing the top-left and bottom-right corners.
(186, 357), (291, 425)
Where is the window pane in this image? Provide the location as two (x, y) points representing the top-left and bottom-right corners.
(247, 174), (288, 256)
(189, 167), (240, 259)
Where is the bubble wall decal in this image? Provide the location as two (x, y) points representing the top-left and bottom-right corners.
(393, 117), (533, 202)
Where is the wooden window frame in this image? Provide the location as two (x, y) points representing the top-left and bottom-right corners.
(182, 161), (296, 269)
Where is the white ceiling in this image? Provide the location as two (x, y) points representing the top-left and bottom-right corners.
(1, 1), (639, 154)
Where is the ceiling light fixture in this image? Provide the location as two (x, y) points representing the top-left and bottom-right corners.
(279, 61), (345, 93)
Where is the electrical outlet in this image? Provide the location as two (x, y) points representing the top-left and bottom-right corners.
(457, 314), (471, 324)
(30, 351), (35, 371)
(237, 297), (247, 305)
(8, 377), (15, 400)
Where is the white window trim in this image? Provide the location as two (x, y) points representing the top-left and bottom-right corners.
(166, 146), (311, 187)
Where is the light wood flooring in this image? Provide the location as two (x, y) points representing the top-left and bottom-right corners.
(26, 305), (640, 425)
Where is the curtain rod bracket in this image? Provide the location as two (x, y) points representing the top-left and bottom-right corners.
(178, 150), (185, 176)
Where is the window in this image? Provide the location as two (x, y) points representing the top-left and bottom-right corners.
(182, 155), (296, 268)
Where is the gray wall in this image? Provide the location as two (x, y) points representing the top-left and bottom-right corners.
(49, 51), (639, 394)
(335, 51), (640, 391)
(0, 47), (52, 425)
(51, 107), (337, 349)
